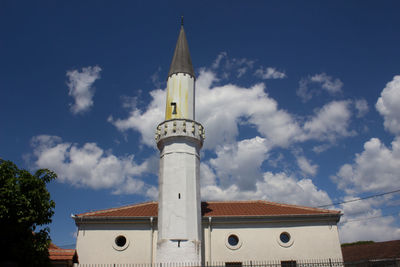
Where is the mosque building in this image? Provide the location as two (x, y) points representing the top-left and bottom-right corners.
(73, 23), (343, 266)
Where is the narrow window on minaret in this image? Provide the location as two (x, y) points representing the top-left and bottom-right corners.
(171, 102), (177, 115)
(178, 193), (181, 199)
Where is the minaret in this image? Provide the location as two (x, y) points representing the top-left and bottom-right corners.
(155, 21), (204, 263)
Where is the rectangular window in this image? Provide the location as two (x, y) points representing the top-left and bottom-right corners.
(225, 262), (242, 267)
(281, 261), (296, 267)
(171, 102), (177, 114)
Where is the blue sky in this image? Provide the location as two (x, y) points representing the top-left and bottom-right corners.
(1, 1), (400, 247)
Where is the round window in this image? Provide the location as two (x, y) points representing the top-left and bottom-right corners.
(280, 232), (290, 243)
(277, 231), (294, 248)
(225, 233), (242, 250)
(228, 234), (239, 246)
(112, 234), (130, 251)
(115, 235), (127, 247)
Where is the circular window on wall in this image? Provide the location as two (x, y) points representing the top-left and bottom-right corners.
(112, 234), (130, 251)
(225, 233), (242, 250)
(277, 231), (294, 248)
(280, 232), (290, 243)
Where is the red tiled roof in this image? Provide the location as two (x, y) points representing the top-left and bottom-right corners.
(76, 200), (340, 218)
(48, 244), (77, 261)
(342, 240), (400, 262)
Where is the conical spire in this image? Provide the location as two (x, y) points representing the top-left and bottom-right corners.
(168, 24), (195, 79)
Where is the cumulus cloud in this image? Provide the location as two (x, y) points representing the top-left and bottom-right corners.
(332, 137), (400, 194)
(111, 69), (303, 149)
(198, 135), (329, 206)
(196, 70), (302, 149)
(338, 197), (400, 242)
(329, 76), (400, 242)
(108, 89), (165, 147)
(355, 98), (369, 118)
(376, 75), (400, 135)
(201, 171), (332, 207)
(339, 215), (400, 243)
(297, 73), (343, 102)
(296, 156), (318, 177)
(106, 55), (361, 223)
(67, 65), (102, 114)
(209, 137), (270, 190)
(31, 135), (156, 197)
(254, 67), (286, 79)
(300, 100), (354, 142)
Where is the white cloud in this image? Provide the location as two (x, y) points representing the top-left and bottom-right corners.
(296, 156), (318, 177)
(200, 162), (218, 188)
(66, 65), (102, 114)
(211, 52), (255, 78)
(332, 137), (400, 194)
(376, 75), (400, 135)
(338, 197), (400, 242)
(111, 69), (303, 149)
(110, 69), (355, 154)
(209, 136), (270, 190)
(339, 215), (400, 243)
(311, 73), (343, 94)
(211, 52), (227, 69)
(106, 58), (360, 215)
(201, 171), (332, 207)
(108, 89), (165, 147)
(297, 73), (343, 102)
(150, 66), (163, 88)
(254, 67), (286, 79)
(199, 134), (329, 207)
(300, 100), (354, 142)
(355, 98), (369, 118)
(31, 135), (156, 197)
(312, 144), (332, 154)
(196, 70), (302, 149)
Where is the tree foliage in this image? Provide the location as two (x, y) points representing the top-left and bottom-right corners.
(0, 159), (56, 266)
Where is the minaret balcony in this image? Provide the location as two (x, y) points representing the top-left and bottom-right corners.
(155, 119), (205, 149)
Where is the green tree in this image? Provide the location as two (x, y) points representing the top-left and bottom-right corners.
(0, 159), (56, 267)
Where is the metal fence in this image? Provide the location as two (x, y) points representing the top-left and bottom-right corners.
(76, 259), (345, 267)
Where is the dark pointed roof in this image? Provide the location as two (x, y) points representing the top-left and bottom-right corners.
(168, 26), (195, 79)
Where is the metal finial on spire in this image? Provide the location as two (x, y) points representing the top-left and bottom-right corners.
(181, 16), (184, 26)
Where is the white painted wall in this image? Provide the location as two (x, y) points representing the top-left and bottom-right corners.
(203, 220), (343, 263)
(75, 222), (155, 264)
(75, 217), (343, 264)
(157, 136), (202, 263)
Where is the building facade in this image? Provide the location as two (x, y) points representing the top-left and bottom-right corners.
(73, 24), (343, 265)
(74, 201), (343, 264)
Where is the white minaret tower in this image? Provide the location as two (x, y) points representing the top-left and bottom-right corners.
(155, 21), (204, 263)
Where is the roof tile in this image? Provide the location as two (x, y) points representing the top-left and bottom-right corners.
(76, 200), (339, 218)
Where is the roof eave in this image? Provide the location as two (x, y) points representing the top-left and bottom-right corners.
(73, 212), (342, 225)
(72, 215), (155, 225)
(203, 213), (342, 224)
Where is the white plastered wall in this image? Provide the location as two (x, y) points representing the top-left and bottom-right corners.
(76, 222), (156, 264)
(157, 139), (202, 262)
(202, 220), (343, 263)
(75, 218), (342, 264)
